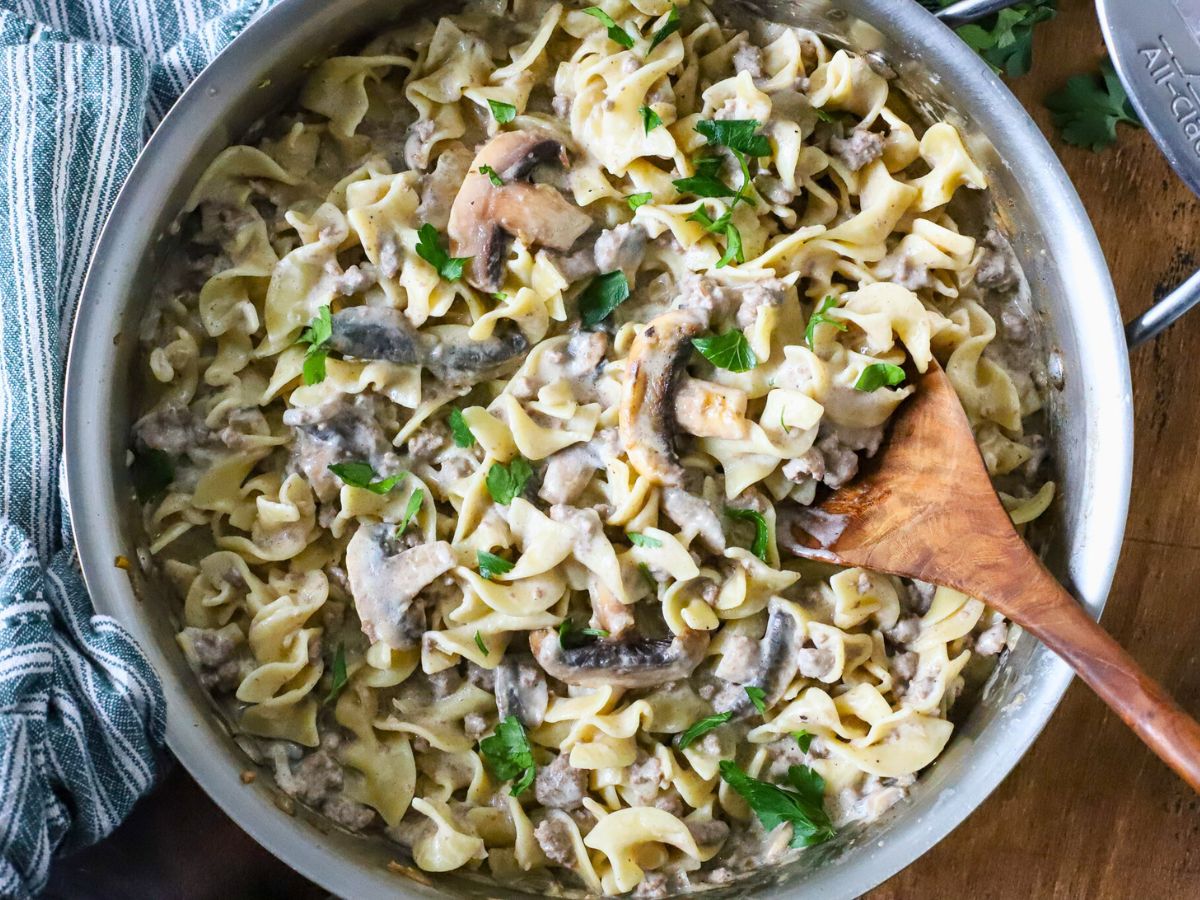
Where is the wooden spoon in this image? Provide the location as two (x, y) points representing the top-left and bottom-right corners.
(784, 362), (1200, 791)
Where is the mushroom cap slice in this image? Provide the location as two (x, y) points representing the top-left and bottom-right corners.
(448, 130), (592, 291)
(329, 306), (428, 365)
(714, 598), (803, 716)
(345, 524), (455, 650)
(619, 309), (708, 487)
(528, 628), (710, 688)
(495, 658), (549, 728)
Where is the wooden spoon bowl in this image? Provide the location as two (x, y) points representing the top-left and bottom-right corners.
(786, 363), (1200, 791)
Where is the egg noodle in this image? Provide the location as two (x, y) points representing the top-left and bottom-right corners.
(132, 0), (1054, 893)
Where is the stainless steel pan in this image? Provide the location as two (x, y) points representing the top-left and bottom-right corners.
(62, 0), (1136, 896)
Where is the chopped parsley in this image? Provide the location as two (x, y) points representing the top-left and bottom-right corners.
(694, 119), (771, 157)
(627, 532), (662, 549)
(579, 270), (631, 327)
(725, 507), (770, 562)
(475, 631), (489, 656)
(488, 99), (517, 124)
(688, 206), (744, 269)
(677, 711), (733, 750)
(627, 191), (654, 211)
(130, 447), (174, 503)
(640, 105), (663, 133)
(718, 761), (836, 848)
(805, 295), (848, 347)
(448, 408), (476, 448)
(395, 489), (424, 537)
(646, 5), (680, 53)
(558, 617), (609, 649)
(1045, 60), (1141, 152)
(582, 6), (635, 49)
(486, 456), (533, 505)
(415, 223), (470, 282)
(479, 164), (504, 186)
(855, 362), (907, 392)
(793, 730), (814, 753)
(744, 685), (767, 714)
(638, 562), (658, 592)
(480, 715), (536, 795)
(297, 305), (333, 385)
(328, 461), (405, 494)
(672, 156), (739, 200)
(692, 330), (757, 372)
(324, 643), (348, 705)
(477, 550), (515, 580)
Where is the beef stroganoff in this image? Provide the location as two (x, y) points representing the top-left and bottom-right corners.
(131, 0), (1055, 893)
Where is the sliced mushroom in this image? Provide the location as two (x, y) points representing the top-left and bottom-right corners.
(329, 306), (424, 365)
(329, 307), (528, 385)
(618, 309), (708, 487)
(590, 579), (636, 639)
(424, 324), (529, 384)
(345, 523), (455, 650)
(448, 130), (592, 291)
(714, 598), (803, 717)
(282, 396), (401, 502)
(495, 658), (549, 728)
(661, 487), (726, 555)
(529, 628), (710, 688)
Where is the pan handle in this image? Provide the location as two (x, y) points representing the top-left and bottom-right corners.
(933, 0), (1023, 28)
(1125, 271), (1200, 349)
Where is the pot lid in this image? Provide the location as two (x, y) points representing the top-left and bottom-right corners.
(1097, 0), (1200, 199)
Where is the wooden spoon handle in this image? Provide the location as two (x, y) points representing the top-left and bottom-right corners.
(999, 560), (1200, 791)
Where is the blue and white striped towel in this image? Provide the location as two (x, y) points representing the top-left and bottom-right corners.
(0, 2), (274, 896)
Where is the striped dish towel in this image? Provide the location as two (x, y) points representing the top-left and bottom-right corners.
(0, 1), (274, 896)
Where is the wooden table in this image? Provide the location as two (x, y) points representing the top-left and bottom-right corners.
(45, 1), (1200, 897)
(875, 0), (1200, 895)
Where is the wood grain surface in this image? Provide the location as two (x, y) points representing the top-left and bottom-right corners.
(872, 0), (1200, 895)
(45, 1), (1200, 897)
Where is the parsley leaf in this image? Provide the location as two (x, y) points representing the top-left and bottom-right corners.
(488, 99), (517, 124)
(718, 761), (837, 848)
(480, 715), (536, 796)
(415, 223), (470, 282)
(582, 7), (634, 49)
(805, 295), (848, 346)
(396, 489), (424, 537)
(297, 305), (333, 385)
(627, 532), (662, 548)
(647, 4), (680, 53)
(478, 550), (515, 580)
(1045, 60), (1141, 152)
(695, 119), (771, 157)
(640, 105), (663, 134)
(744, 685), (767, 714)
(692, 330), (757, 372)
(479, 164), (504, 186)
(448, 408), (476, 448)
(793, 730), (814, 753)
(813, 107), (838, 123)
(324, 643), (348, 705)
(672, 169), (738, 200)
(725, 507), (770, 561)
(475, 631), (489, 656)
(855, 362), (907, 392)
(677, 711), (733, 750)
(954, 0), (1056, 78)
(558, 617), (609, 649)
(328, 461), (405, 494)
(638, 562), (658, 592)
(579, 271), (631, 327)
(717, 221), (743, 268)
(486, 457), (533, 505)
(130, 447), (174, 503)
(627, 191), (654, 211)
